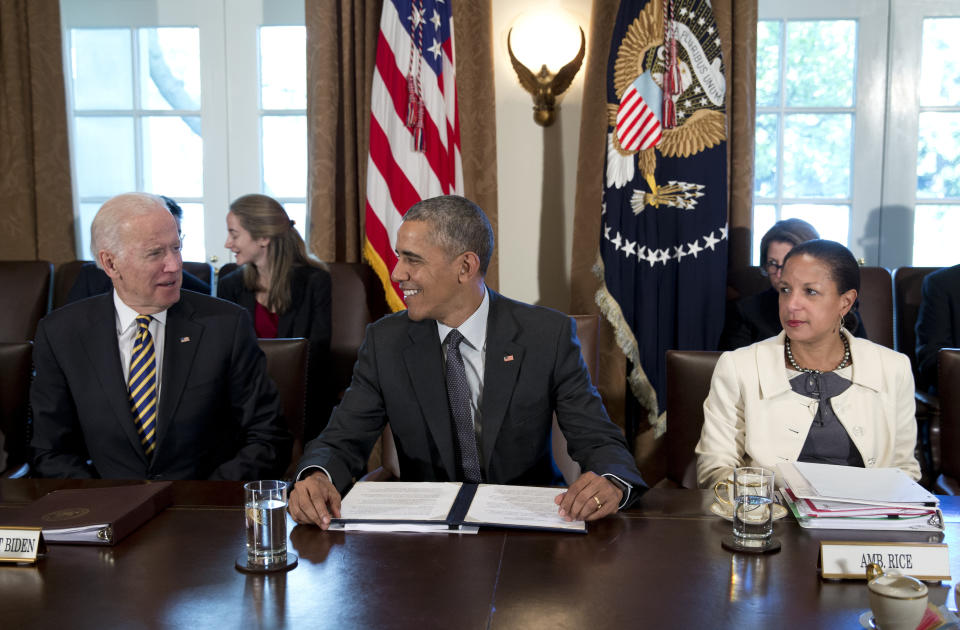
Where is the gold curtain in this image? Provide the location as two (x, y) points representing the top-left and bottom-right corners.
(0, 0), (75, 262)
(569, 0), (757, 482)
(305, 0), (499, 286)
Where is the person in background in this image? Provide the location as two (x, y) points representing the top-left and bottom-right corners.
(218, 194), (333, 441)
(65, 196), (210, 304)
(31, 193), (290, 479)
(720, 218), (867, 350)
(915, 263), (960, 393)
(696, 240), (920, 488)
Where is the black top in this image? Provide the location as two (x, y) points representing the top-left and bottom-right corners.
(720, 287), (868, 351)
(790, 369), (864, 468)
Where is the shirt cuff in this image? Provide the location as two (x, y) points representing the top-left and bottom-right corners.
(602, 473), (631, 510)
(297, 465), (333, 485)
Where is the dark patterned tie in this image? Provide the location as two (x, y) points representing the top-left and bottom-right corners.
(445, 329), (482, 483)
(128, 315), (158, 455)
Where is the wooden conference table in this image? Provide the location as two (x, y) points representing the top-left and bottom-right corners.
(1, 480), (959, 629)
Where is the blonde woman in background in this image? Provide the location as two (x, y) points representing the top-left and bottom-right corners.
(219, 194), (332, 440)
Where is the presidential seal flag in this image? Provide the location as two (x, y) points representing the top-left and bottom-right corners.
(597, 0), (728, 437)
(365, 0), (463, 312)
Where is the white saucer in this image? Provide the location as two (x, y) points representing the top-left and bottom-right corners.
(858, 610), (877, 629)
(710, 501), (789, 521)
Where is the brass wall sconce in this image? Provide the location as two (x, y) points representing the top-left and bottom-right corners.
(507, 25), (585, 127)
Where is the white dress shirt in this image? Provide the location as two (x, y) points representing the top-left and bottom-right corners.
(114, 291), (168, 401)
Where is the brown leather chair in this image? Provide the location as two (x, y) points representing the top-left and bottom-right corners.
(858, 267), (894, 350)
(218, 262), (238, 281)
(662, 350), (722, 488)
(257, 338), (308, 479)
(183, 261), (214, 291)
(0, 261), (52, 342)
(0, 342), (33, 475)
(52, 260), (87, 309)
(726, 267), (769, 302)
(934, 349), (960, 494)
(327, 262), (389, 400)
(893, 267), (940, 376)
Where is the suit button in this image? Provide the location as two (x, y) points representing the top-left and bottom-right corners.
(867, 458), (877, 466)
(853, 426), (864, 437)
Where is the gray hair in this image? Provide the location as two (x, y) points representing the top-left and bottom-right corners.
(403, 195), (494, 274)
(90, 193), (168, 268)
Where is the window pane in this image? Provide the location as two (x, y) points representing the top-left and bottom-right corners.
(262, 115), (306, 197)
(177, 202), (206, 263)
(914, 205), (960, 265)
(78, 202), (101, 261)
(283, 202), (307, 242)
(783, 114), (851, 198)
(782, 204), (850, 246)
(756, 21), (781, 107)
(141, 116), (204, 197)
(917, 112), (960, 199)
(919, 18), (960, 107)
(260, 26), (306, 110)
(752, 204), (777, 265)
(75, 116), (135, 197)
(785, 21), (856, 107)
(139, 28), (201, 111)
(754, 114), (778, 198)
(71, 29), (132, 110)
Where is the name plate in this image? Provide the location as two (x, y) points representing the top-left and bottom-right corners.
(0, 527), (45, 564)
(820, 541), (950, 581)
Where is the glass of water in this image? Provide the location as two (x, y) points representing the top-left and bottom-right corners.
(732, 467), (775, 545)
(243, 480), (289, 568)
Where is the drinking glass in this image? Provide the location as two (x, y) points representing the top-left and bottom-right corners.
(243, 480), (288, 568)
(732, 467), (775, 544)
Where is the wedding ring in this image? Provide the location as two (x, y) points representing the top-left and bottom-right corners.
(593, 495), (603, 510)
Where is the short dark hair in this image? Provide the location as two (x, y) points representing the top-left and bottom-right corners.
(760, 218), (819, 263)
(783, 239), (861, 328)
(403, 195), (495, 274)
(160, 195), (183, 221)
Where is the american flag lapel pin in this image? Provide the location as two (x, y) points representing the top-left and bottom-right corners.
(503, 354), (514, 362)
(180, 336), (191, 343)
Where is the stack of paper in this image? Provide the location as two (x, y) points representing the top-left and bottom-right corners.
(776, 463), (943, 531)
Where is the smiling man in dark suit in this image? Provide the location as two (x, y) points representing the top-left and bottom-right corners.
(30, 193), (290, 480)
(289, 195), (645, 529)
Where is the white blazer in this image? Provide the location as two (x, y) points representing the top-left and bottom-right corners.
(695, 329), (921, 488)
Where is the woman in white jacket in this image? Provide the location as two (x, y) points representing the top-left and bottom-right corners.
(696, 240), (920, 488)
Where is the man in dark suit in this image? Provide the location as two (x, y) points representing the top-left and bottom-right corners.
(31, 193), (290, 479)
(64, 196), (210, 304)
(916, 264), (960, 393)
(289, 196), (645, 529)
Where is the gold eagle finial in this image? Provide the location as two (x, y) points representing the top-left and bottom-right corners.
(507, 26), (586, 126)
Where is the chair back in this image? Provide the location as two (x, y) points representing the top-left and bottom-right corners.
(257, 338), (308, 476)
(183, 261), (214, 290)
(665, 350), (722, 488)
(859, 267), (893, 349)
(52, 260), (87, 309)
(893, 266), (940, 377)
(726, 267), (769, 302)
(0, 261), (52, 342)
(0, 342), (33, 473)
(328, 262), (389, 399)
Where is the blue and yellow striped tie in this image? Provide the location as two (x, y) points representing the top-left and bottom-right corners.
(128, 315), (158, 455)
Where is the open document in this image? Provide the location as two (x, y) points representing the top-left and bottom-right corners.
(335, 482), (586, 533)
(776, 463), (943, 532)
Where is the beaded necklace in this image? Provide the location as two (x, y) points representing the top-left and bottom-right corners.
(785, 332), (851, 374)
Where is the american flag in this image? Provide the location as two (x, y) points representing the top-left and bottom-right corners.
(364, 0), (463, 312)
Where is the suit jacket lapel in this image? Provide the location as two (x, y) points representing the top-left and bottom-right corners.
(480, 291), (523, 473)
(157, 297), (203, 454)
(403, 319), (457, 480)
(78, 295), (148, 465)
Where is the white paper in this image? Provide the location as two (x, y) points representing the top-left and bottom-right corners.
(338, 482), (462, 522)
(464, 485), (585, 531)
(331, 523), (479, 535)
(791, 463), (937, 505)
